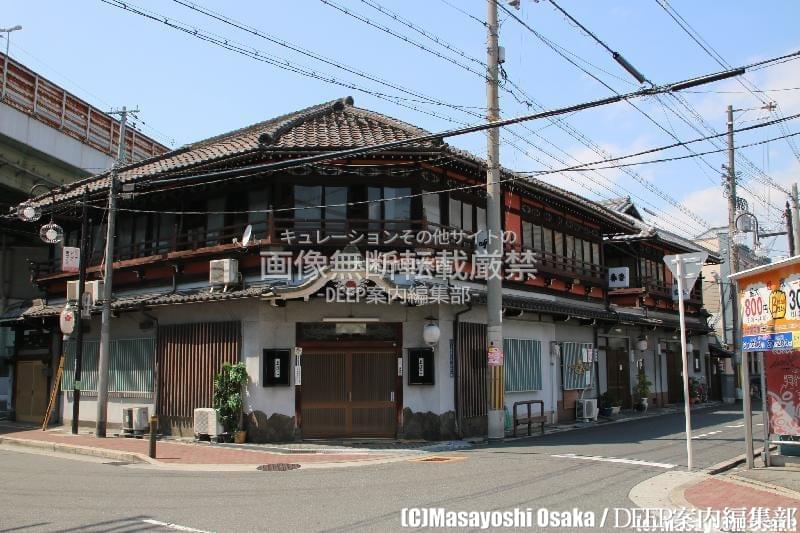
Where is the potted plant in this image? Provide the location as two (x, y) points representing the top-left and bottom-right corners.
(634, 368), (652, 412)
(213, 362), (249, 443)
(688, 377), (700, 405)
(599, 392), (614, 417)
(611, 396), (622, 415)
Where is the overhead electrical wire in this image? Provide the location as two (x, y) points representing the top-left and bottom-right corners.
(317, 0), (710, 233)
(525, 0), (788, 218)
(167, 0), (703, 235)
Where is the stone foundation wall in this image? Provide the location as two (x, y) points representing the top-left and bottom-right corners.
(245, 411), (297, 442)
(399, 408), (459, 441)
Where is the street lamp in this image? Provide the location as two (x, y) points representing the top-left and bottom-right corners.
(1, 25), (22, 100)
(735, 211), (787, 253)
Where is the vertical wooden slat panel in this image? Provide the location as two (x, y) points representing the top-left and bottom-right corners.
(156, 321), (240, 433)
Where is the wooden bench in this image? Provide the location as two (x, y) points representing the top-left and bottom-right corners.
(512, 400), (546, 437)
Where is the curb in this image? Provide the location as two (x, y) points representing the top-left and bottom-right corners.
(0, 436), (157, 465)
(704, 445), (776, 475)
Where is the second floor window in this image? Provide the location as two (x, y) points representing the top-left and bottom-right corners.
(295, 186), (347, 230)
(369, 186), (410, 230)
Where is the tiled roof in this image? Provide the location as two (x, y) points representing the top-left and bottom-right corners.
(18, 96), (633, 230)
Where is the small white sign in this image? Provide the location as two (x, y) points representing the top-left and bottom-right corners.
(61, 246), (80, 273)
(418, 357), (425, 377)
(294, 365), (301, 386)
(273, 358), (281, 379)
(397, 357), (404, 377)
(608, 266), (630, 288)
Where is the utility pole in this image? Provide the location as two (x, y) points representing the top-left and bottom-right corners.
(485, 0), (504, 441)
(726, 105), (739, 274)
(96, 106), (134, 437)
(787, 201), (795, 257)
(791, 183), (800, 255)
(726, 104), (752, 467)
(71, 191), (90, 434)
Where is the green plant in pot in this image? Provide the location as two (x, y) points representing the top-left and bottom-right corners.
(213, 362), (249, 443)
(599, 392), (614, 417)
(634, 368), (652, 412)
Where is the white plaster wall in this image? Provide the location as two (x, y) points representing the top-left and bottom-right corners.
(502, 316), (556, 421)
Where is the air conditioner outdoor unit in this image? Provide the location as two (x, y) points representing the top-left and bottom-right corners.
(66, 280), (104, 305)
(209, 258), (239, 286)
(121, 406), (150, 435)
(576, 399), (598, 422)
(193, 407), (223, 438)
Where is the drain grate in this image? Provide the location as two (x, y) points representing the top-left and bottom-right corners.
(257, 463), (301, 471)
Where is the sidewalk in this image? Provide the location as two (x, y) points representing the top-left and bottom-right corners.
(0, 425), (404, 470)
(506, 401), (724, 440)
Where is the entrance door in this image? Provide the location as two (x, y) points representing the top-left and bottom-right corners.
(605, 340), (631, 408)
(666, 346), (683, 404)
(301, 349), (399, 438)
(15, 361), (48, 423)
(708, 357), (723, 401)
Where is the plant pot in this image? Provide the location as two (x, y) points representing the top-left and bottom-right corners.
(599, 407), (613, 417)
(611, 406), (621, 415)
(234, 430), (247, 444)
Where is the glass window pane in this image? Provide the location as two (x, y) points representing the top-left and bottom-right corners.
(592, 243), (600, 266)
(325, 187), (347, 220)
(368, 187), (382, 231)
(295, 185), (322, 231)
(462, 202), (473, 232)
(248, 189), (269, 224)
(583, 240), (591, 264)
(423, 192), (440, 226)
(543, 227), (553, 253)
(554, 231), (564, 256)
(385, 187), (410, 231)
(449, 197), (462, 228)
(522, 221), (532, 248)
(566, 235), (575, 258)
(533, 224), (542, 251)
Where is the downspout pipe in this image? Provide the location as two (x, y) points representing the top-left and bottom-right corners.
(452, 303), (472, 439)
(141, 308), (159, 420)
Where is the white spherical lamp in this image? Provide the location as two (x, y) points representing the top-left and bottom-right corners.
(685, 342), (694, 353)
(635, 336), (648, 352)
(423, 320), (440, 346)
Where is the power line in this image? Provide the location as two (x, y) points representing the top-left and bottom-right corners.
(318, 0), (709, 233)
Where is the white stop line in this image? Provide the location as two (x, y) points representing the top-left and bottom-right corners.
(142, 519), (211, 533)
(551, 453), (676, 469)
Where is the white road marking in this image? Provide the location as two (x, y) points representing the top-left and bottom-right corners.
(725, 424), (745, 428)
(551, 453), (675, 469)
(141, 519), (211, 532)
(692, 430), (722, 439)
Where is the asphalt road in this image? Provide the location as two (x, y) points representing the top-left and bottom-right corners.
(0, 404), (763, 533)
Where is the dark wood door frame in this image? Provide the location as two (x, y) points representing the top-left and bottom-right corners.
(295, 342), (402, 438)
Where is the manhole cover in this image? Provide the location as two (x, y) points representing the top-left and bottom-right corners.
(257, 463), (301, 471)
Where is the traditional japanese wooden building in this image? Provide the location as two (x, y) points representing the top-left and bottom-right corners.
(3, 98), (715, 439)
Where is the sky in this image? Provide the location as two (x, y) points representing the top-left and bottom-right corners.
(3, 1), (799, 256)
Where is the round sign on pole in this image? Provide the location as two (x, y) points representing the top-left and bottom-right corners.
(60, 305), (77, 337)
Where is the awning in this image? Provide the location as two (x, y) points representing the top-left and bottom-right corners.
(709, 343), (734, 358)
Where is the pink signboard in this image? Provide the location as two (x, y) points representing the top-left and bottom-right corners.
(766, 350), (800, 436)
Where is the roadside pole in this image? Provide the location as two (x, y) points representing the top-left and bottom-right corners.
(485, 0), (504, 440)
(71, 191), (89, 434)
(665, 252), (707, 472)
(676, 258), (693, 470)
(792, 183), (800, 255)
(96, 106), (135, 437)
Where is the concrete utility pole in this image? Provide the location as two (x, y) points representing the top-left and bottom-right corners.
(791, 183), (800, 255)
(726, 105), (739, 274)
(96, 106), (134, 437)
(71, 191), (90, 435)
(485, 0), (504, 440)
(787, 201), (795, 257)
